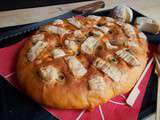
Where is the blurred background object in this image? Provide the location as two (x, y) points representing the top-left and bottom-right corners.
(0, 0), (93, 11)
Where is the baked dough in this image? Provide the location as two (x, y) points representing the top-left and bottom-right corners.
(17, 15), (148, 110)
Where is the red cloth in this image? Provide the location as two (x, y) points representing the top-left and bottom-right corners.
(0, 38), (154, 120)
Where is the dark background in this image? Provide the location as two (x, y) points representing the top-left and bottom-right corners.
(0, 0), (92, 11)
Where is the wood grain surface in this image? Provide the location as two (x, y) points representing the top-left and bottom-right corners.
(0, 0), (160, 28)
(0, 0), (160, 27)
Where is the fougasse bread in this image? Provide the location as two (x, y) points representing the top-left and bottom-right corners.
(17, 15), (148, 110)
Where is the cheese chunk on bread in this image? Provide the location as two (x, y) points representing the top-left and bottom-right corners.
(93, 58), (122, 82)
(116, 48), (140, 66)
(81, 36), (99, 54)
(65, 56), (87, 77)
(65, 40), (78, 53)
(45, 26), (68, 35)
(31, 33), (44, 43)
(94, 25), (110, 34)
(40, 65), (65, 84)
(51, 48), (66, 59)
(27, 41), (48, 62)
(67, 17), (82, 28)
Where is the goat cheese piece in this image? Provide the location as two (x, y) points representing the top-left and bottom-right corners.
(135, 17), (159, 34)
(92, 30), (104, 38)
(31, 33), (44, 43)
(116, 48), (140, 66)
(81, 36), (99, 54)
(51, 48), (66, 58)
(67, 17), (82, 28)
(65, 56), (87, 77)
(111, 5), (133, 23)
(27, 41), (48, 62)
(94, 25), (110, 34)
(105, 40), (118, 49)
(40, 65), (65, 84)
(64, 40), (78, 53)
(46, 26), (68, 35)
(93, 57), (122, 82)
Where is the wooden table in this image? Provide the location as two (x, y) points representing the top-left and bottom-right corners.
(0, 0), (160, 28)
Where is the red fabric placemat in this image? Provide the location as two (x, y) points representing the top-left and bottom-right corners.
(0, 38), (154, 120)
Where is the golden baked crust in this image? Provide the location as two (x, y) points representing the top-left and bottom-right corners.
(16, 16), (148, 110)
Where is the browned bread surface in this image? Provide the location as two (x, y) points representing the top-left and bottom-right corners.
(17, 15), (148, 110)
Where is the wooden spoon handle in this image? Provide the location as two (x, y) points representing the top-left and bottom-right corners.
(72, 1), (105, 14)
